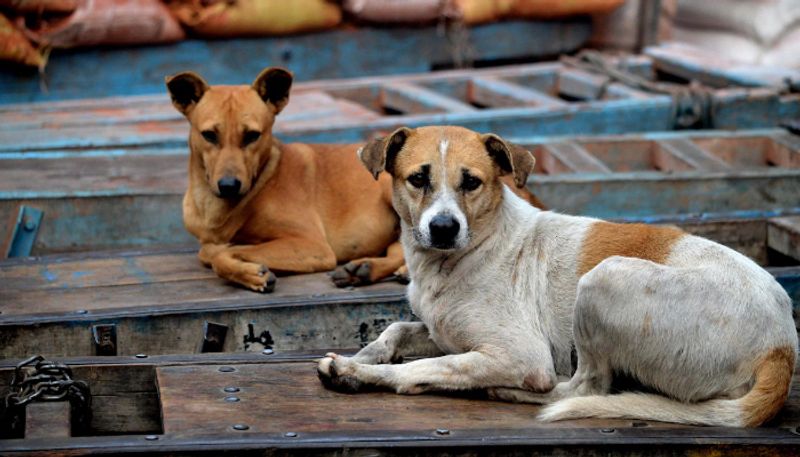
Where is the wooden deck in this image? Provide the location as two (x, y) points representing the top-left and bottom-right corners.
(0, 214), (798, 359)
(1, 353), (799, 455)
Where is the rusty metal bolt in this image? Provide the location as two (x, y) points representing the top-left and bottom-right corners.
(218, 366), (236, 373)
(232, 424), (250, 431)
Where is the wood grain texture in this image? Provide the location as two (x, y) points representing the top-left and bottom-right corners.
(156, 361), (800, 437)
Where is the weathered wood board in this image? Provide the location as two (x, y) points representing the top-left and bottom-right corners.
(1, 215), (798, 359)
(3, 129), (800, 254)
(1, 353), (799, 455)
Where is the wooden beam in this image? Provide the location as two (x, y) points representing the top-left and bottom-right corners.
(542, 143), (612, 173)
(468, 77), (566, 108)
(380, 82), (476, 114)
(768, 216), (800, 261)
(656, 138), (732, 172)
(25, 402), (71, 440)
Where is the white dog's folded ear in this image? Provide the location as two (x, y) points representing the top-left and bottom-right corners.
(252, 67), (293, 114)
(481, 133), (536, 188)
(358, 127), (412, 180)
(165, 71), (209, 116)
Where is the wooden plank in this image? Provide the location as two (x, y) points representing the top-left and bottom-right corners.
(1, 360), (799, 454)
(655, 138), (732, 172)
(769, 217), (800, 261)
(468, 77), (567, 108)
(380, 82), (476, 114)
(542, 143), (612, 173)
(0, 20), (591, 105)
(25, 402), (71, 439)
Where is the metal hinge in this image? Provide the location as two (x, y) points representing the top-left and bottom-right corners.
(5, 206), (43, 258)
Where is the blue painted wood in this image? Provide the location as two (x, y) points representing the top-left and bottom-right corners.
(0, 20), (591, 105)
(1, 129), (798, 254)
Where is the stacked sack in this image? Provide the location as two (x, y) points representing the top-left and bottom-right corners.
(672, 0), (800, 67)
(342, 0), (625, 24)
(0, 0), (185, 69)
(165, 0), (342, 37)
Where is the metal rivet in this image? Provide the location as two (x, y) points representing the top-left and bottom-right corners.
(135, 353), (148, 359)
(285, 432), (298, 438)
(223, 387), (240, 393)
(435, 428), (450, 436)
(600, 428), (616, 434)
(218, 366), (236, 372)
(262, 348), (274, 355)
(224, 396), (240, 403)
(632, 421), (648, 428)
(145, 435), (159, 441)
(76, 309), (88, 315)
(232, 424), (249, 431)
(24, 221), (36, 231)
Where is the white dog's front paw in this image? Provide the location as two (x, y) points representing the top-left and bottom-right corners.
(317, 353), (364, 393)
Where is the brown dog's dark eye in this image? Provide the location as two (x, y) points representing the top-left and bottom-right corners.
(461, 174), (482, 192)
(407, 172), (429, 189)
(242, 130), (261, 147)
(201, 130), (218, 145)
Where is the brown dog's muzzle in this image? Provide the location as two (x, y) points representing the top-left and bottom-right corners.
(217, 176), (242, 199)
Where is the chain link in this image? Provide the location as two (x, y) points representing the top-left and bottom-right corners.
(1, 355), (92, 437)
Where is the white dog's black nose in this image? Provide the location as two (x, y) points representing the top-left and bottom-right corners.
(217, 177), (242, 198)
(429, 214), (460, 248)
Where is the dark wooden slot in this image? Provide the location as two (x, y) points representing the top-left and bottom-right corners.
(578, 140), (662, 172)
(693, 137), (800, 169)
(0, 364), (163, 438)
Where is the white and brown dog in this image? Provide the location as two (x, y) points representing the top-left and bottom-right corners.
(318, 125), (798, 427)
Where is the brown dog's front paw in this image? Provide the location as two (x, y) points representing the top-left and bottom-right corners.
(392, 265), (410, 284)
(330, 261), (372, 288)
(239, 263), (277, 293)
(317, 353), (364, 393)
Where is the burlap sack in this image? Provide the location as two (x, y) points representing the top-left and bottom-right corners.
(0, 0), (77, 13)
(23, 0), (185, 48)
(342, 0), (446, 23)
(453, 0), (625, 24)
(0, 12), (43, 67)
(168, 0), (342, 37)
(675, 0), (800, 47)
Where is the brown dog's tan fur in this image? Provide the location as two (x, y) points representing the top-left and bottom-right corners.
(168, 68), (402, 291)
(578, 222), (686, 276)
(168, 68), (545, 291)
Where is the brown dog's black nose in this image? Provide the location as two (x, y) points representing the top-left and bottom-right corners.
(429, 214), (460, 248)
(217, 177), (242, 198)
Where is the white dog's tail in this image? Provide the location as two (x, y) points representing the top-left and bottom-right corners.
(539, 347), (795, 427)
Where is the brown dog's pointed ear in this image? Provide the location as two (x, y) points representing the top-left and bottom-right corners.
(165, 71), (209, 116)
(252, 67), (293, 114)
(481, 133), (536, 188)
(358, 127), (412, 180)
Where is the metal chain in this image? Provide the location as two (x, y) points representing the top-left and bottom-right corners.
(1, 355), (92, 437)
(561, 49), (715, 129)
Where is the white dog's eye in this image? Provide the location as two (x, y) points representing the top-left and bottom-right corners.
(461, 174), (482, 192)
(407, 172), (429, 189)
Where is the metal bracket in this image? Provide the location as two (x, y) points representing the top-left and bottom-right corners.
(5, 206), (43, 258)
(200, 321), (228, 353)
(91, 324), (117, 356)
(242, 323), (274, 351)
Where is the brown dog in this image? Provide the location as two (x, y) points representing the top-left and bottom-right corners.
(167, 67), (543, 292)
